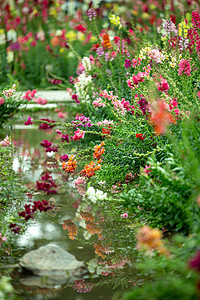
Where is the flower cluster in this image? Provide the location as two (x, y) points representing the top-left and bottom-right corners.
(72, 128), (85, 141)
(24, 117), (33, 125)
(81, 161), (100, 178)
(22, 89), (37, 101)
(178, 59), (191, 76)
(71, 115), (93, 128)
(62, 155), (77, 173)
(127, 65), (151, 89)
(86, 186), (107, 203)
(0, 136), (11, 147)
(137, 225), (169, 255)
(39, 118), (56, 130)
(92, 97), (106, 108)
(109, 14), (122, 29)
(93, 141), (105, 163)
(136, 133), (145, 141)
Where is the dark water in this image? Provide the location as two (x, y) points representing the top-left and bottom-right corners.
(11, 126), (137, 300)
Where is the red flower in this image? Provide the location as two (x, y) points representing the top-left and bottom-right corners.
(74, 24), (87, 33)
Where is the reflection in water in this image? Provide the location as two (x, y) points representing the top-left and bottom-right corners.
(12, 127), (138, 300)
(17, 223), (62, 248)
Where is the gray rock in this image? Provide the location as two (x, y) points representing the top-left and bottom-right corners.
(19, 244), (85, 278)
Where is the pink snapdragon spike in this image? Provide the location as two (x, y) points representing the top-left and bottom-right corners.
(22, 89), (37, 101)
(0, 136), (11, 147)
(73, 129), (85, 141)
(156, 76), (169, 92)
(121, 213), (128, 218)
(198, 91), (200, 99)
(92, 97), (106, 108)
(24, 117), (33, 125)
(178, 59), (191, 76)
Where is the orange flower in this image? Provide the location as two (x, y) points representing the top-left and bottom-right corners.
(137, 225), (169, 256)
(81, 161), (100, 178)
(63, 219), (78, 240)
(149, 101), (176, 135)
(102, 33), (112, 49)
(93, 141), (105, 160)
(62, 155), (77, 173)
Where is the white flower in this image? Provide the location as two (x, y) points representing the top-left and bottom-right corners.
(7, 30), (17, 42)
(86, 186), (97, 203)
(86, 186), (107, 203)
(82, 57), (92, 72)
(96, 189), (107, 200)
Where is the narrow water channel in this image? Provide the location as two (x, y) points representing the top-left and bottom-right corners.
(11, 122), (139, 300)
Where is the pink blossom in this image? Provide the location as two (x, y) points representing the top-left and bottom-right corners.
(156, 76), (169, 92)
(33, 97), (47, 105)
(148, 49), (165, 63)
(73, 128), (85, 141)
(121, 213), (128, 218)
(2, 88), (14, 97)
(0, 136), (11, 147)
(92, 97), (106, 108)
(0, 97), (5, 105)
(97, 120), (114, 126)
(198, 91), (200, 99)
(22, 89), (37, 101)
(178, 59), (191, 76)
(132, 58), (141, 68)
(58, 111), (67, 118)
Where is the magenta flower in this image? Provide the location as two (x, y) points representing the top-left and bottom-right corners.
(72, 128), (85, 141)
(189, 250), (200, 273)
(125, 59), (131, 68)
(61, 134), (69, 143)
(40, 140), (52, 148)
(60, 155), (69, 162)
(72, 94), (80, 103)
(24, 117), (33, 125)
